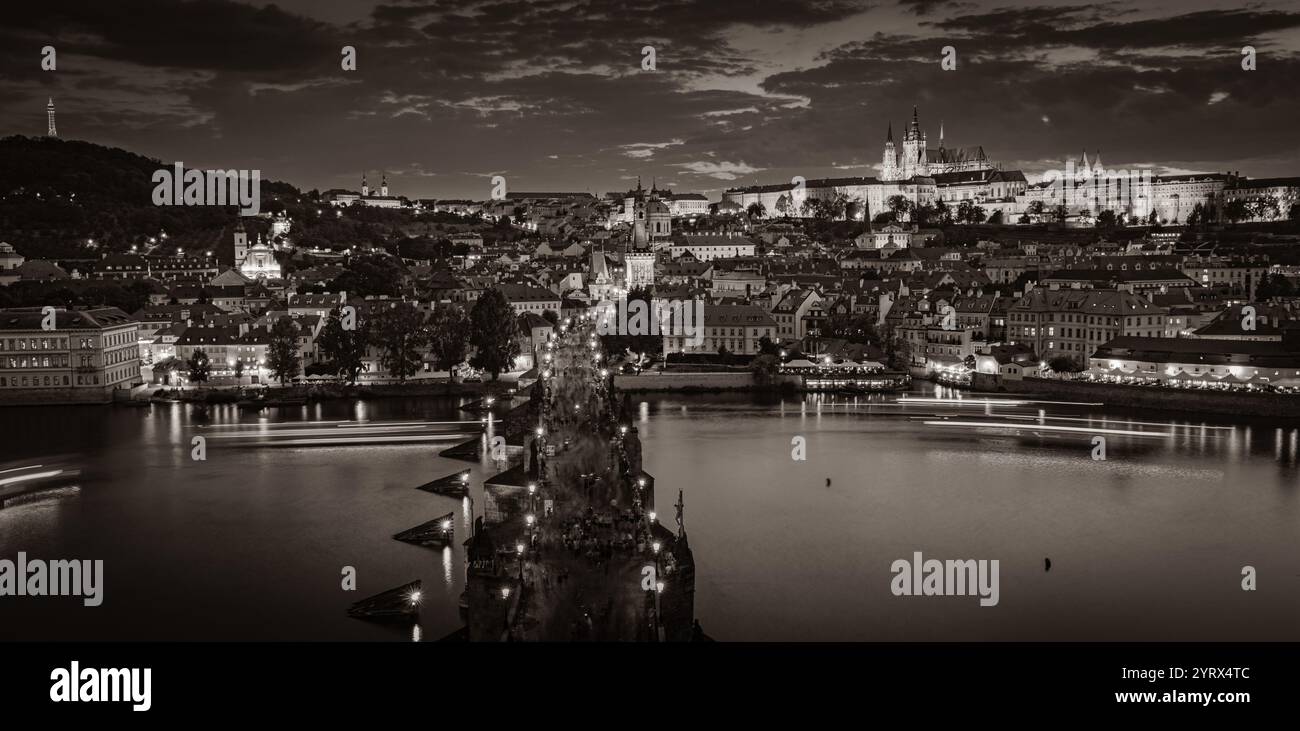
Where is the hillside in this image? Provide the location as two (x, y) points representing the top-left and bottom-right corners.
(0, 135), (293, 259)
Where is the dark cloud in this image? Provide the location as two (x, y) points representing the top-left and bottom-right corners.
(1, 0), (1298, 196)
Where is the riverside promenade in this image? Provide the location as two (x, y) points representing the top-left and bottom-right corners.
(458, 314), (697, 641)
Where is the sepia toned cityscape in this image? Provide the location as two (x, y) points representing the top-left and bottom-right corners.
(1, 0), (1298, 713)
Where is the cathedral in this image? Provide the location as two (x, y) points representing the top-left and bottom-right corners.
(880, 107), (992, 181)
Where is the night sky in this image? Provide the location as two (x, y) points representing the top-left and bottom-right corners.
(2, 0), (1299, 198)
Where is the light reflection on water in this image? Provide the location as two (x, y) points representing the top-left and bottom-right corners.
(0, 390), (1297, 642)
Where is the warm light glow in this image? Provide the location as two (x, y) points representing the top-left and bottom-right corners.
(516, 542), (525, 554)
(652, 541), (661, 554)
(649, 511), (656, 522)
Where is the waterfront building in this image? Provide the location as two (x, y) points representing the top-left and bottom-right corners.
(0, 307), (140, 402)
(1007, 287), (1180, 368)
(1088, 336), (1300, 388)
(662, 303), (777, 356)
(771, 288), (823, 341)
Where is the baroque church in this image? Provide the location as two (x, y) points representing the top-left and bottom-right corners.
(233, 219), (282, 280)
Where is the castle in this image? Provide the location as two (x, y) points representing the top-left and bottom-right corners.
(880, 107), (992, 182)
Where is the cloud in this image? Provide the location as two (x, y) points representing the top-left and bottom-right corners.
(5, 0), (1300, 196)
(674, 160), (764, 180)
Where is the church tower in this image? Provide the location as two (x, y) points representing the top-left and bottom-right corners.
(882, 122), (898, 181)
(233, 219), (248, 265)
(361, 173), (369, 197)
(380, 172), (388, 197)
(901, 106), (928, 179)
(46, 98), (57, 137)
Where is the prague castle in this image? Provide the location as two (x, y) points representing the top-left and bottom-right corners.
(880, 107), (992, 181)
(723, 107), (1019, 220)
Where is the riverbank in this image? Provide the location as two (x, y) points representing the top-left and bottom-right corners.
(614, 372), (796, 392)
(130, 380), (519, 405)
(974, 376), (1300, 418)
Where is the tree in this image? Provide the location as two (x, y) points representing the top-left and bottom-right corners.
(427, 303), (472, 372)
(186, 349), (210, 387)
(266, 318), (302, 385)
(234, 360), (244, 381)
(1027, 200), (1045, 217)
(1257, 272), (1297, 300)
(1289, 203), (1300, 221)
(750, 353), (780, 384)
(746, 202), (766, 220)
(1052, 204), (1069, 223)
(1223, 199), (1250, 226)
(316, 306), (370, 384)
(886, 194), (914, 223)
(933, 199), (953, 226)
(1249, 196), (1280, 221)
(756, 334), (780, 356)
(469, 289), (520, 379)
(988, 210), (1005, 225)
(775, 194), (794, 218)
(1095, 209), (1118, 229)
(328, 253), (406, 298)
(956, 200), (986, 224)
(370, 301), (429, 382)
(1047, 355), (1083, 373)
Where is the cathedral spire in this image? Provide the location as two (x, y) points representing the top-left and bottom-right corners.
(886, 121), (893, 143)
(939, 120), (944, 147)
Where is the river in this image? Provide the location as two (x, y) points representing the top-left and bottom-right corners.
(2, 386), (1297, 641)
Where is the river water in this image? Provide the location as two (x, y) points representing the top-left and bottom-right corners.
(2, 386), (1297, 641)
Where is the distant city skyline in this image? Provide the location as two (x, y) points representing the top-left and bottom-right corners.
(4, 0), (1299, 198)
